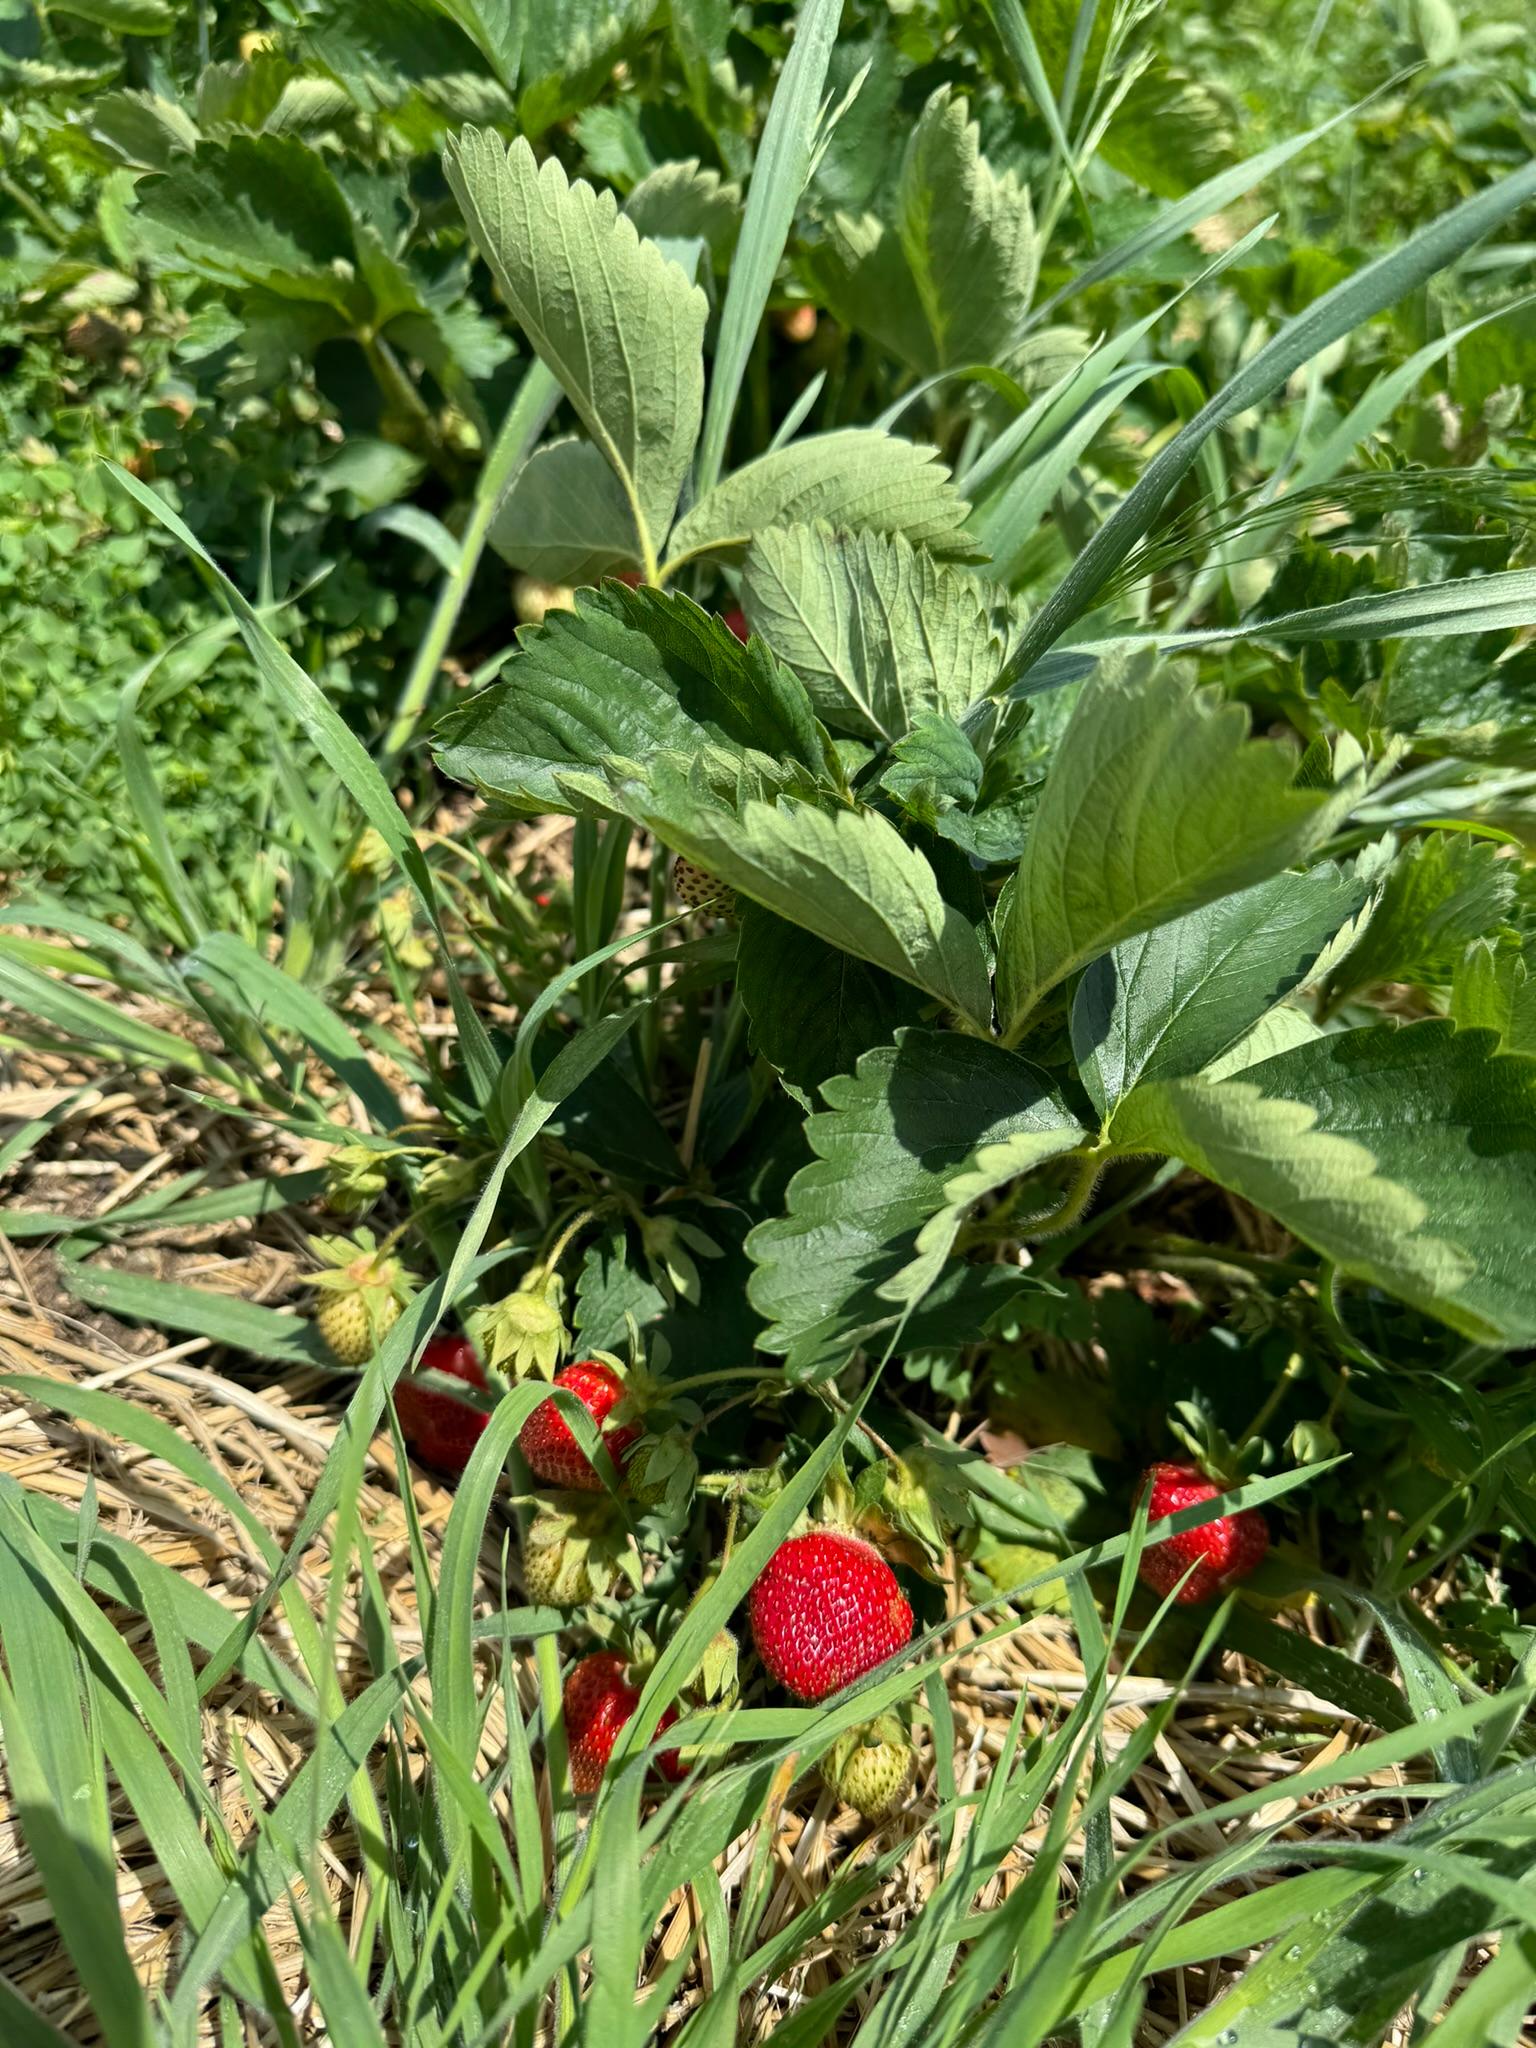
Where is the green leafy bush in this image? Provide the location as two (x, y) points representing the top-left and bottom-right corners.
(4, 0), (1536, 2041)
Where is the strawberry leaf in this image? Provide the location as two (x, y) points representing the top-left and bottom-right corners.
(898, 85), (1040, 370)
(748, 1029), (1084, 1379)
(998, 651), (1343, 1037)
(735, 903), (927, 1094)
(432, 585), (825, 812)
(1071, 861), (1364, 1123)
(1322, 831), (1517, 1012)
(443, 127), (707, 567)
(634, 759), (994, 1029)
(487, 436), (642, 584)
(666, 429), (976, 567)
(1111, 1021), (1536, 1345)
(741, 522), (1017, 743)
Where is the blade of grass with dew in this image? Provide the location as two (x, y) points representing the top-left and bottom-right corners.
(105, 460), (503, 1111)
(693, 0), (843, 499)
(425, 1374), (579, 1894)
(1290, 295), (1536, 493)
(116, 639), (232, 947)
(0, 950), (252, 1093)
(0, 1976), (76, 2048)
(999, 156), (1536, 685)
(1022, 82), (1399, 335)
(164, 1662), (420, 2029)
(287, 1882), (390, 2048)
(47, 1166), (330, 1241)
(8, 1478), (315, 1714)
(0, 1080), (101, 1178)
(50, 1253), (335, 1366)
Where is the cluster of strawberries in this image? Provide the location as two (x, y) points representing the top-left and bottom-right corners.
(383, 1337), (1268, 1810)
(391, 1339), (924, 1810)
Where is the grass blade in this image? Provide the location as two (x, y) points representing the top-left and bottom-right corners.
(693, 0), (843, 498)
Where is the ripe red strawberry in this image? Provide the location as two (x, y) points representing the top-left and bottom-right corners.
(562, 1651), (683, 1795)
(1136, 1462), (1268, 1605)
(722, 607), (749, 643)
(518, 1359), (641, 1491)
(393, 1334), (488, 1477)
(748, 1531), (914, 1703)
(615, 567), (643, 588)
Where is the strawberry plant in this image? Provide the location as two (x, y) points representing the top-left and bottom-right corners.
(2, 0), (1536, 2042)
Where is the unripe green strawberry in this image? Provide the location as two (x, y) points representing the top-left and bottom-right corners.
(307, 1231), (416, 1366)
(522, 1506), (616, 1606)
(323, 1140), (391, 1218)
(317, 1290), (394, 1366)
(672, 856), (735, 918)
(624, 1430), (698, 1511)
(823, 1714), (916, 1821)
(512, 573), (575, 625)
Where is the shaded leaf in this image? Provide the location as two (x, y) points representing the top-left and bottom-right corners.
(736, 903), (926, 1093)
(636, 760), (993, 1029)
(998, 653), (1340, 1035)
(748, 1030), (1081, 1377)
(489, 436), (641, 583)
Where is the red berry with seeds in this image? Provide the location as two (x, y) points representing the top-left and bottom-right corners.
(394, 1334), (488, 1477)
(1136, 1462), (1268, 1605)
(518, 1359), (642, 1491)
(748, 1531), (914, 1703)
(562, 1651), (683, 1795)
(722, 606), (749, 643)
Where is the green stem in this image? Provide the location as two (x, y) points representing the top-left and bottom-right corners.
(663, 1367), (774, 1397)
(1020, 1149), (1107, 1238)
(359, 330), (459, 486)
(1234, 1349), (1307, 1458)
(534, 1205), (601, 1285)
(0, 171), (66, 247)
(379, 360), (560, 768)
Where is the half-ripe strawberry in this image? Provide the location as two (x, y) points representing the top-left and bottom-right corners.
(562, 1651), (683, 1795)
(394, 1334), (488, 1477)
(748, 1530), (914, 1703)
(1136, 1461), (1268, 1605)
(518, 1360), (641, 1491)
